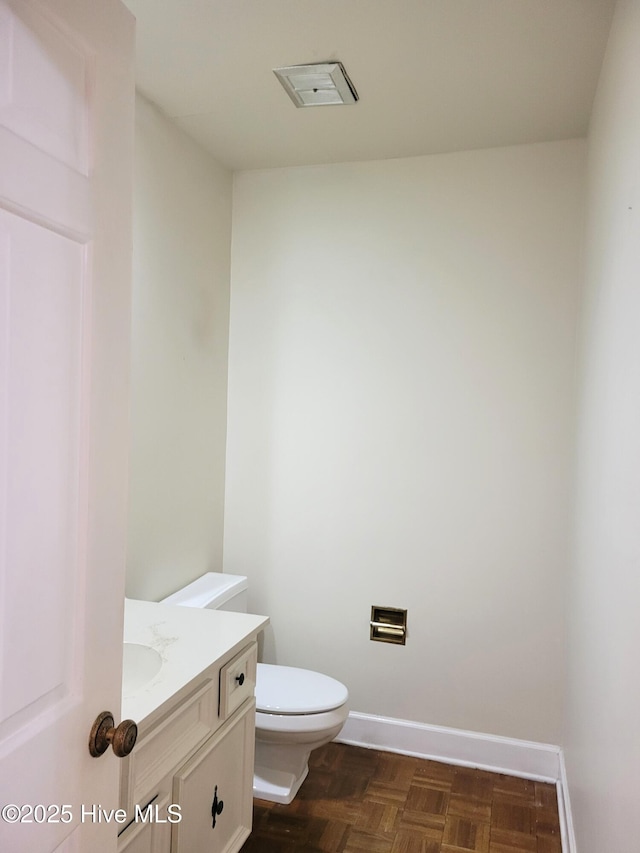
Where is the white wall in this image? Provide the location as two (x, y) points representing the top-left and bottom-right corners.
(225, 140), (585, 743)
(565, 1), (640, 849)
(126, 94), (232, 601)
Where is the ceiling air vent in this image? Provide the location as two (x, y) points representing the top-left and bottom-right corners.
(273, 62), (359, 107)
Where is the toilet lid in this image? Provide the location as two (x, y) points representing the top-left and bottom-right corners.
(256, 663), (348, 715)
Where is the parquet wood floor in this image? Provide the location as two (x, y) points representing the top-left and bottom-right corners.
(241, 742), (561, 853)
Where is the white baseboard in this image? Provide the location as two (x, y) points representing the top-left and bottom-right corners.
(335, 711), (575, 852)
(557, 751), (577, 853)
(336, 711), (561, 780)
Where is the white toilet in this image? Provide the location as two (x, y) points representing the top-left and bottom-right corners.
(161, 572), (349, 805)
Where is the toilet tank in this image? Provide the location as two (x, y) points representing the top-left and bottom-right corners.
(160, 572), (248, 613)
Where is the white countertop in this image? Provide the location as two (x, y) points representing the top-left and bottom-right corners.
(122, 599), (269, 725)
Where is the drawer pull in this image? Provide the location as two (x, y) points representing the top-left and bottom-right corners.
(235, 673), (245, 686)
(211, 785), (224, 829)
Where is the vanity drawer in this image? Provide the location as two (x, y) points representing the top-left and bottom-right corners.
(124, 678), (218, 812)
(219, 643), (257, 720)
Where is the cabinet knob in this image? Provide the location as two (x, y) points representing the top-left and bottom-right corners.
(235, 673), (245, 686)
(211, 785), (224, 829)
(89, 711), (138, 758)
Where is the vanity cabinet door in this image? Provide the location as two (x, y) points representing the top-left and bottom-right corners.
(172, 700), (255, 853)
(118, 795), (172, 853)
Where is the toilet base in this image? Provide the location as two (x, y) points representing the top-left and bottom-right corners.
(253, 739), (313, 804)
(252, 703), (349, 804)
(253, 765), (309, 805)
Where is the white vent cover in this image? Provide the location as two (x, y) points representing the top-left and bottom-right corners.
(273, 62), (358, 107)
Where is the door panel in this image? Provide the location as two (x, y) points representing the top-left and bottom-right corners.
(0, 0), (88, 172)
(0, 209), (85, 732)
(0, 1), (134, 851)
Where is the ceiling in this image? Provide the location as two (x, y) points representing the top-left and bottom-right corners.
(123, 0), (616, 172)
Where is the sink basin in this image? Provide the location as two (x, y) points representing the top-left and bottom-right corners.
(122, 642), (163, 696)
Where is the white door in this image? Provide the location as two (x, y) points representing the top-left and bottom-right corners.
(0, 1), (134, 851)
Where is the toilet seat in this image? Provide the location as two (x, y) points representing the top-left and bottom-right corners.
(256, 663), (348, 715)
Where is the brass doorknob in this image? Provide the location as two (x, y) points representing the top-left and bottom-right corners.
(89, 711), (138, 758)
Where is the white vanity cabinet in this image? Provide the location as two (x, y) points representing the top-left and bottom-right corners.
(116, 794), (172, 853)
(119, 601), (268, 853)
(172, 698), (255, 852)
